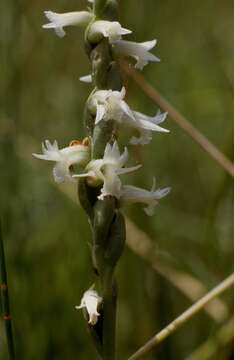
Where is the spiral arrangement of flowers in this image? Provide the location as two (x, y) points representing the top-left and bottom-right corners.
(33, 1), (170, 358)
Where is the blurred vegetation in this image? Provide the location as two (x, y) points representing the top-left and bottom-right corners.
(0, 0), (234, 359)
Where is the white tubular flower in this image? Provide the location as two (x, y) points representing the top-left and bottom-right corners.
(89, 87), (169, 143)
(79, 74), (92, 83)
(89, 20), (132, 43)
(130, 110), (169, 145)
(73, 141), (141, 200)
(76, 289), (102, 326)
(33, 140), (90, 183)
(113, 39), (160, 70)
(43, 11), (93, 38)
(120, 178), (171, 216)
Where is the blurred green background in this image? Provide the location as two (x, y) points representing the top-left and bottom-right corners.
(1, 0), (234, 359)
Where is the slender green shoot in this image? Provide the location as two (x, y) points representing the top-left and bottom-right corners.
(0, 221), (15, 360)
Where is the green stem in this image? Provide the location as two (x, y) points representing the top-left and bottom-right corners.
(102, 273), (117, 360)
(0, 221), (15, 360)
(94, 0), (108, 17)
(81, 1), (123, 359)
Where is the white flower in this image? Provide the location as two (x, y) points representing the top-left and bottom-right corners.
(89, 87), (134, 124)
(73, 141), (141, 200)
(120, 178), (170, 216)
(88, 20), (132, 43)
(113, 39), (160, 70)
(43, 10), (93, 37)
(130, 110), (169, 145)
(79, 74), (92, 83)
(89, 87), (169, 143)
(33, 140), (90, 183)
(76, 289), (102, 326)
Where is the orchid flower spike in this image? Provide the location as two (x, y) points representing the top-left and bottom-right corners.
(120, 178), (171, 216)
(89, 87), (169, 143)
(76, 289), (102, 326)
(88, 20), (132, 43)
(113, 39), (160, 70)
(43, 10), (93, 38)
(33, 140), (90, 183)
(73, 141), (141, 200)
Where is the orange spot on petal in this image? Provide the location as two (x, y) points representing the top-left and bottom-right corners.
(69, 140), (82, 147)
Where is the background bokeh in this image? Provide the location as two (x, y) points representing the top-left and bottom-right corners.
(1, 0), (234, 359)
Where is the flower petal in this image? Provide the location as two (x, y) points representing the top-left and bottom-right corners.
(113, 39), (160, 69)
(43, 10), (93, 37)
(95, 104), (106, 124)
(120, 181), (171, 215)
(80, 74), (92, 83)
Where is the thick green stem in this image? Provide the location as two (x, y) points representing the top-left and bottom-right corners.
(94, 0), (108, 17)
(79, 1), (123, 359)
(102, 272), (117, 360)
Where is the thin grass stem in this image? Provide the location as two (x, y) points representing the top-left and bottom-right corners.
(0, 221), (15, 360)
(128, 273), (234, 360)
(186, 316), (234, 360)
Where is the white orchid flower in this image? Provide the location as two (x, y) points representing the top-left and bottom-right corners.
(76, 289), (102, 326)
(89, 87), (169, 142)
(73, 141), (141, 200)
(120, 178), (171, 216)
(88, 20), (132, 43)
(43, 10), (93, 38)
(89, 87), (134, 124)
(130, 110), (169, 145)
(33, 140), (90, 183)
(113, 39), (160, 70)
